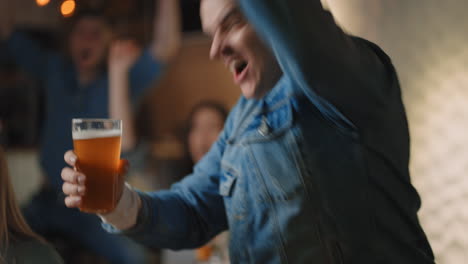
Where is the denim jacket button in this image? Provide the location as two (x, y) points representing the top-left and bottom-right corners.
(258, 117), (270, 136)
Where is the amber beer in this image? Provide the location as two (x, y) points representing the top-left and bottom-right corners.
(72, 119), (122, 214)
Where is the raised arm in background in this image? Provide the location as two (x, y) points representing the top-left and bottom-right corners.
(108, 0), (181, 151)
(150, 0), (182, 63)
(108, 40), (142, 151)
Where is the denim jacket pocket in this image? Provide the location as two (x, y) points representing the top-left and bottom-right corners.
(244, 100), (306, 201)
(219, 165), (238, 197)
(241, 98), (294, 144)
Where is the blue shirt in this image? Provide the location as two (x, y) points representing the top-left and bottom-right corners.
(105, 1), (434, 263)
(6, 32), (163, 190)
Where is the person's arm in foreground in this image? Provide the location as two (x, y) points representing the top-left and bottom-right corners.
(238, 0), (391, 124)
(61, 125), (231, 249)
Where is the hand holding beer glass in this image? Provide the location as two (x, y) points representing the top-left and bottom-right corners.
(62, 119), (126, 214)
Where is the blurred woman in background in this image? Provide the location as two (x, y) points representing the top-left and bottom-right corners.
(166, 101), (230, 264)
(0, 146), (63, 263)
(186, 101), (228, 166)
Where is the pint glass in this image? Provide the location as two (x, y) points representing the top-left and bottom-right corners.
(72, 119), (122, 214)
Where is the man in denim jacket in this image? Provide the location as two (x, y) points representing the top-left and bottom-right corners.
(62, 0), (435, 262)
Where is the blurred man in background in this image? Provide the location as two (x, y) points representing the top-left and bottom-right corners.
(1, 0), (181, 262)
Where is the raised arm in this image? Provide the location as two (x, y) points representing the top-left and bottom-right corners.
(150, 0), (182, 63)
(126, 167), (228, 249)
(63, 149), (228, 249)
(104, 124), (232, 249)
(62, 117), (234, 249)
(112, 0), (181, 151)
(97, 147), (229, 249)
(108, 40), (142, 151)
(238, 0), (391, 124)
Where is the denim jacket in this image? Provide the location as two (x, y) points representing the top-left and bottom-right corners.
(105, 0), (435, 263)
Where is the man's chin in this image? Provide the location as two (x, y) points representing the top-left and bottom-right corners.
(240, 83), (257, 99)
(240, 83), (271, 100)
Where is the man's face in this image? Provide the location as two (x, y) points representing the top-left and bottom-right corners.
(201, 0), (281, 99)
(69, 17), (112, 72)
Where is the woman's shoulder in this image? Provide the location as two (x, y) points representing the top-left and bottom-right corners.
(8, 239), (63, 264)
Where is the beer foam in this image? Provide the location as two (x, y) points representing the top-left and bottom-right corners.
(72, 129), (121, 140)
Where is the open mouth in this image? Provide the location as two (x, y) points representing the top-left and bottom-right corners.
(235, 61), (248, 75)
(80, 48), (92, 61)
(230, 59), (249, 83)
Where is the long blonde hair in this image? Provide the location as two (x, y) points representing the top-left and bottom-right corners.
(0, 146), (44, 259)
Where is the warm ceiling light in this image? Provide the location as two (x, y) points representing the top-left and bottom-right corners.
(36, 0), (50, 7)
(60, 0), (76, 17)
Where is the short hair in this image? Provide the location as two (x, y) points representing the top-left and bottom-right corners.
(64, 8), (113, 32)
(187, 101), (229, 131)
(182, 100), (228, 162)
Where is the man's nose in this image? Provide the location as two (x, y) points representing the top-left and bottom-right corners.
(209, 34), (222, 60)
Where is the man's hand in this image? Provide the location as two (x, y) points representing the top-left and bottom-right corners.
(61, 150), (85, 208)
(108, 40), (142, 75)
(61, 150), (128, 209)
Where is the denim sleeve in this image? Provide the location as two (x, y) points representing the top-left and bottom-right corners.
(6, 31), (51, 80)
(103, 114), (236, 249)
(128, 48), (164, 105)
(238, 0), (392, 127)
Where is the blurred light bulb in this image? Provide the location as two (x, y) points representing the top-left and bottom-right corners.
(36, 0), (50, 7)
(61, 0), (76, 17)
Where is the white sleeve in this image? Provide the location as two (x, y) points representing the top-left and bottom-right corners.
(99, 183), (142, 230)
